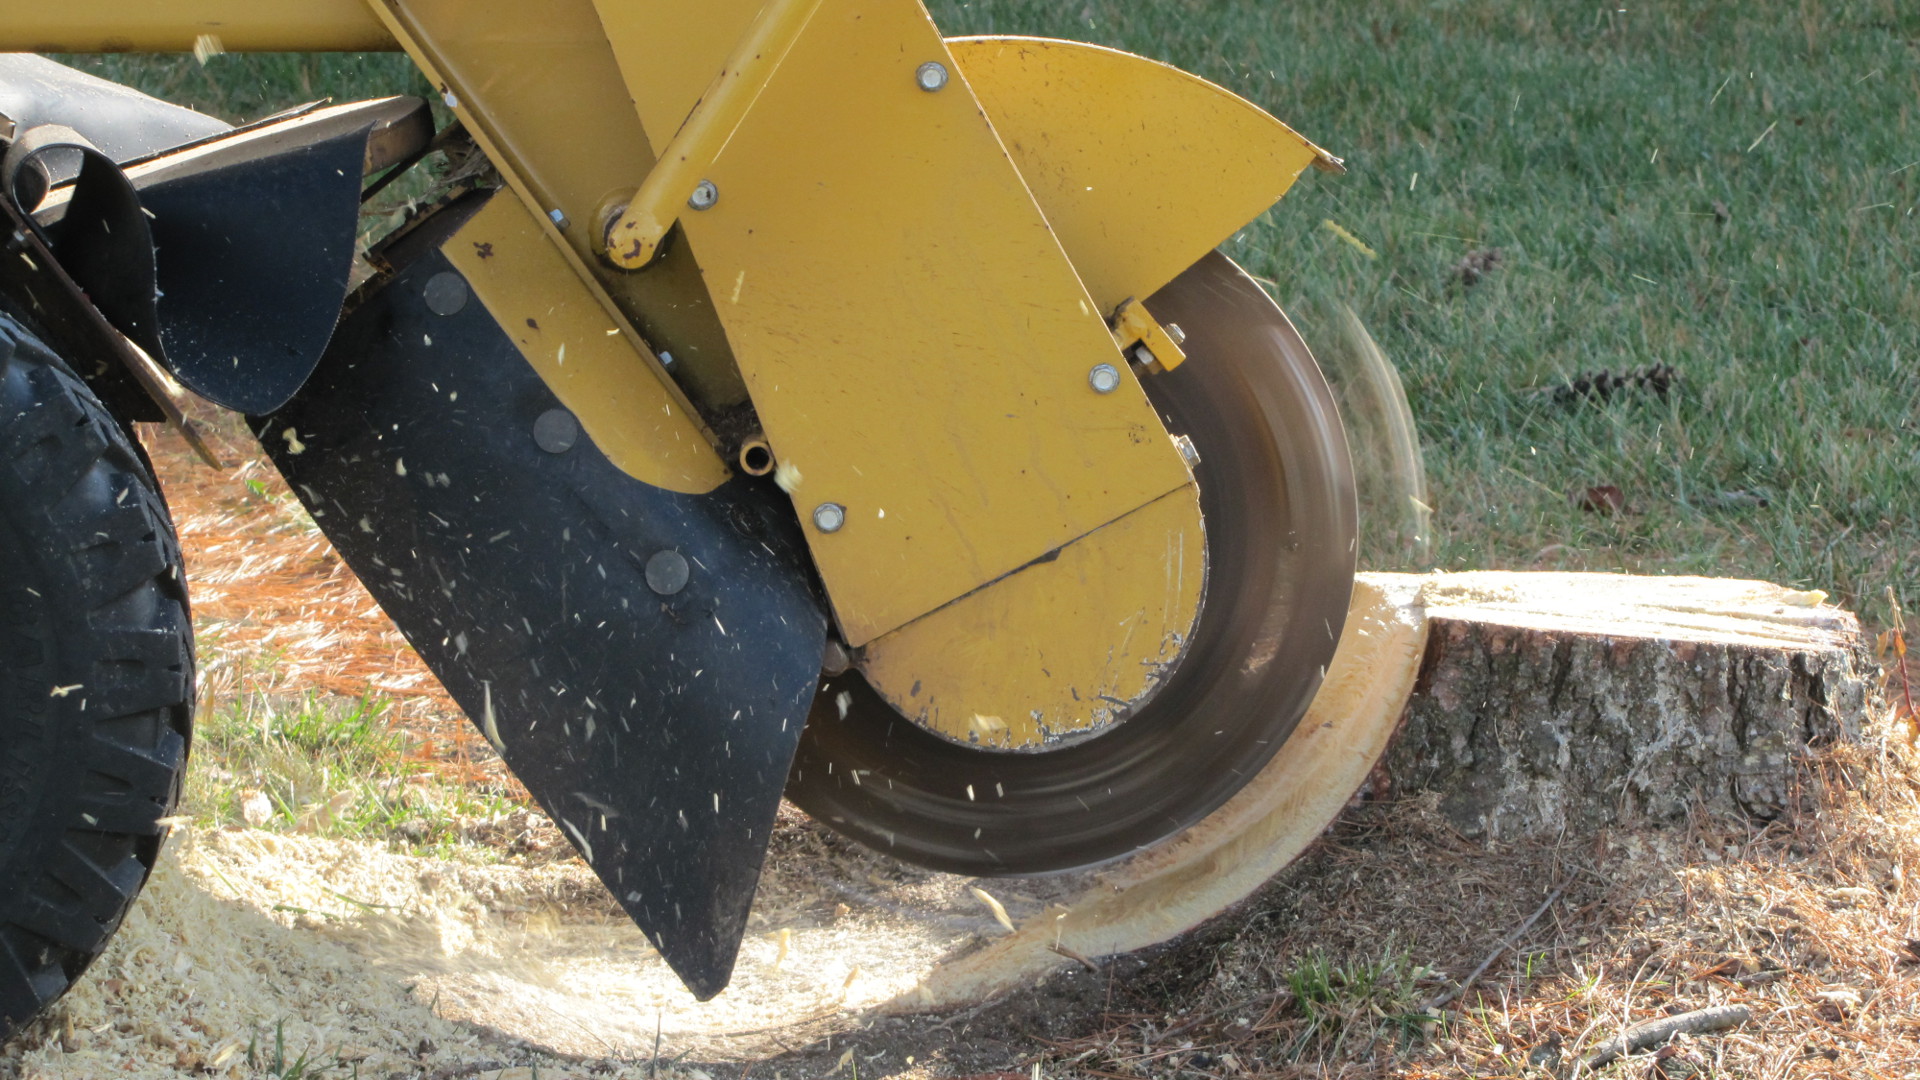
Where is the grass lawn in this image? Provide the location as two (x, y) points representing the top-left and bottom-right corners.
(60, 0), (1920, 624)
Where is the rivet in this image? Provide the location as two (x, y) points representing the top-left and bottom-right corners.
(644, 549), (691, 595)
(422, 271), (468, 316)
(688, 180), (719, 210)
(812, 502), (847, 533)
(532, 408), (580, 454)
(916, 61), (949, 92)
(1088, 363), (1122, 394)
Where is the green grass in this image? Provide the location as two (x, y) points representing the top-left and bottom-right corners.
(925, 0), (1920, 623)
(183, 687), (522, 853)
(59, 0), (1920, 626)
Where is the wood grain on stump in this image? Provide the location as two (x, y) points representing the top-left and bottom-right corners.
(1383, 573), (1869, 840)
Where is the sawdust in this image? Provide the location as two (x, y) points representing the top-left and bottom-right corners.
(0, 813), (1004, 1076)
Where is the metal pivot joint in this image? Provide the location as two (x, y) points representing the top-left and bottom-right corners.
(601, 0), (824, 269)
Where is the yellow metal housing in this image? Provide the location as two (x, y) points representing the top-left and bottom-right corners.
(602, 0), (825, 270)
(595, 0), (1198, 649)
(445, 194), (728, 495)
(860, 485), (1205, 748)
(948, 35), (1339, 312)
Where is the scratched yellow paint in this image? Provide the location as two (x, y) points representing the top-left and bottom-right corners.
(0, 0), (391, 50)
(948, 35), (1338, 315)
(446, 194), (728, 495)
(592, 0), (1196, 646)
(860, 484), (1206, 750)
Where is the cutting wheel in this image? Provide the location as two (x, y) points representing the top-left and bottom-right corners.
(785, 251), (1358, 876)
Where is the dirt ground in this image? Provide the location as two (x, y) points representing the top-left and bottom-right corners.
(4, 419), (1916, 1079)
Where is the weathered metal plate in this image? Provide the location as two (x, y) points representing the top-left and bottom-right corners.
(595, 0), (1195, 646)
(444, 193), (726, 495)
(859, 483), (1206, 750)
(948, 35), (1334, 313)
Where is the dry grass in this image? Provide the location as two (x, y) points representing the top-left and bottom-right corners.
(1043, 718), (1920, 1080)
(142, 412), (564, 857)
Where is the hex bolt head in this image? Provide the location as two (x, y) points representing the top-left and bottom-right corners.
(688, 180), (719, 210)
(812, 502), (847, 533)
(532, 408), (581, 454)
(422, 271), (469, 316)
(644, 549), (691, 596)
(1088, 363), (1122, 394)
(916, 61), (949, 91)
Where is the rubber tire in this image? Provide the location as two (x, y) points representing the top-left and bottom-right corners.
(0, 315), (192, 1042)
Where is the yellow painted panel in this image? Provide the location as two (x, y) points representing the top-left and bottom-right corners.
(590, 0), (764, 155)
(0, 1), (391, 51)
(367, 0), (748, 412)
(445, 194), (729, 495)
(860, 484), (1205, 750)
(950, 36), (1332, 312)
(613, 0), (1194, 645)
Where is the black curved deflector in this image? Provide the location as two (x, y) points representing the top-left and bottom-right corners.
(254, 233), (827, 999)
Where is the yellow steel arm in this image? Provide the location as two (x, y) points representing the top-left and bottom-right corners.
(0, 1), (392, 51)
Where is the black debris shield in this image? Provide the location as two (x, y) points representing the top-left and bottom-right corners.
(254, 218), (826, 998)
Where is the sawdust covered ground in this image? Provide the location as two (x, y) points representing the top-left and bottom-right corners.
(5, 422), (1916, 1078)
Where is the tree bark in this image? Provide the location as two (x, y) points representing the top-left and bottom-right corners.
(1380, 573), (1872, 840)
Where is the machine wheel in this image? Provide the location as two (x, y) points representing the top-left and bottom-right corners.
(0, 314), (193, 1041)
(788, 252), (1358, 875)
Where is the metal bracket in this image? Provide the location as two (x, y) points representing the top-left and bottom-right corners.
(1111, 296), (1188, 374)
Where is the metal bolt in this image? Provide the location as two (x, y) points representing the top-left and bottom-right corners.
(422, 271), (468, 316)
(547, 208), (570, 229)
(688, 180), (719, 210)
(821, 639), (853, 676)
(658, 351), (676, 368)
(812, 502), (847, 533)
(1173, 434), (1201, 467)
(644, 549), (691, 595)
(916, 61), (949, 92)
(532, 408), (580, 454)
(1164, 322), (1187, 345)
(1088, 363), (1122, 394)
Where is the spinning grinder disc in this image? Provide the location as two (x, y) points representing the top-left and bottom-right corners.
(786, 252), (1360, 875)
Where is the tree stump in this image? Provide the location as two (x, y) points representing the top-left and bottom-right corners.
(1382, 573), (1870, 839)
(899, 572), (1874, 1009)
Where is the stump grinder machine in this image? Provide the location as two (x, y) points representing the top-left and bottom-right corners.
(0, 0), (1426, 1033)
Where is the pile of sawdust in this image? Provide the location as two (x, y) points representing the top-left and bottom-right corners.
(0, 810), (1032, 1077)
(2, 833), (521, 1079)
